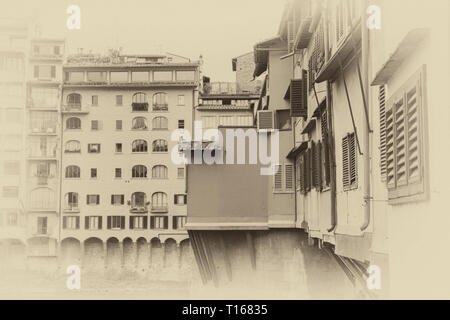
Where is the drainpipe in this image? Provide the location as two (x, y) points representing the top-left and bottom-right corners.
(360, 0), (371, 232)
(324, 2), (337, 233)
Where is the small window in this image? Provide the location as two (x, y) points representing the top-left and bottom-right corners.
(174, 194), (187, 205)
(116, 120), (122, 130)
(132, 92), (148, 111)
(107, 216), (125, 230)
(66, 117), (81, 130)
(116, 95), (123, 106)
(177, 168), (184, 179)
(92, 95), (98, 106)
(115, 168), (122, 178)
(91, 120), (99, 130)
(86, 216), (102, 230)
(153, 92), (168, 111)
(65, 165), (80, 178)
(88, 143), (101, 153)
(115, 143), (122, 153)
(65, 192), (78, 210)
(342, 133), (357, 190)
(87, 194), (100, 205)
(65, 140), (81, 153)
(150, 216), (168, 230)
(177, 95), (185, 106)
(63, 216), (80, 230)
(90, 168), (97, 178)
(172, 216), (187, 230)
(67, 93), (82, 108)
(111, 194), (124, 206)
(132, 139), (148, 153)
(178, 120), (185, 129)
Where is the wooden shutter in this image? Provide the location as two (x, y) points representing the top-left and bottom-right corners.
(321, 110), (331, 187)
(120, 216), (125, 229)
(143, 216), (148, 229)
(130, 216), (134, 229)
(379, 85), (387, 181)
(299, 155), (306, 194)
(173, 216), (178, 230)
(85, 216), (89, 229)
(306, 148), (311, 192)
(75, 217), (80, 229)
(258, 111), (274, 130)
(394, 97), (407, 187)
(184, 195), (187, 204)
(285, 164), (293, 190)
(121, 195), (124, 205)
(314, 142), (322, 190)
(107, 216), (111, 229)
(274, 165), (283, 190)
(290, 70), (308, 118)
(98, 216), (102, 229)
(349, 133), (357, 186)
(164, 216), (168, 229)
(150, 216), (155, 229)
(96, 195), (100, 205)
(406, 83), (421, 184)
(385, 105), (395, 189)
(342, 135), (350, 188)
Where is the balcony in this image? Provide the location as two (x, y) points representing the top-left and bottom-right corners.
(151, 205), (168, 213)
(62, 103), (89, 114)
(130, 206), (148, 214)
(64, 205), (80, 213)
(152, 103), (168, 111)
(132, 102), (149, 112)
(29, 126), (57, 135)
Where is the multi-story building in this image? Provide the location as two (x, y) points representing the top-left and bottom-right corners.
(0, 19), (28, 269)
(59, 52), (200, 269)
(232, 52), (262, 94)
(26, 38), (64, 263)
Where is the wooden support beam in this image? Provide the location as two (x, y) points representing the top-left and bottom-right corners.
(188, 230), (207, 285)
(219, 233), (232, 282)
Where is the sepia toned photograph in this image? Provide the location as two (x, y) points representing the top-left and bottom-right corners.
(0, 0), (449, 305)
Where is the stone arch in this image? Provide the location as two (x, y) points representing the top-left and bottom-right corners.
(135, 237), (149, 274)
(106, 237), (121, 269)
(164, 238), (178, 269)
(83, 237), (103, 272)
(149, 238), (163, 272)
(60, 237), (81, 265)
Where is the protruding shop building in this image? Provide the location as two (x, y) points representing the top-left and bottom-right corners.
(186, 0), (450, 299)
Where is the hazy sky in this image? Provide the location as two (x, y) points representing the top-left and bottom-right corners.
(2, 0), (285, 81)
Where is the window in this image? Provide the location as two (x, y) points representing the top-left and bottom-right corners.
(4, 161), (20, 175)
(66, 117), (81, 129)
(153, 71), (172, 82)
(276, 110), (292, 130)
(87, 194), (100, 205)
(178, 120), (185, 129)
(152, 92), (168, 111)
(65, 165), (80, 178)
(342, 133), (357, 190)
(34, 65), (56, 79)
(383, 66), (427, 202)
(130, 216), (147, 230)
(321, 109), (331, 189)
(87, 72), (106, 83)
(86, 216), (102, 230)
(65, 140), (81, 153)
(91, 120), (99, 130)
(132, 117), (148, 130)
(150, 216), (168, 229)
(132, 139), (148, 153)
(116, 120), (122, 130)
(172, 216), (187, 230)
(177, 167), (185, 179)
(131, 192), (147, 211)
(151, 192), (168, 211)
(63, 216), (79, 230)
(88, 143), (101, 153)
(285, 164), (294, 190)
(67, 93), (82, 108)
(132, 71), (149, 82)
(152, 139), (168, 152)
(37, 217), (47, 234)
(115, 168), (122, 178)
(132, 92), (148, 111)
(152, 116), (168, 130)
(132, 165), (147, 178)
(152, 165), (168, 179)
(177, 95), (185, 106)
(110, 72), (128, 83)
(115, 143), (122, 153)
(90, 168), (97, 178)
(311, 141), (322, 190)
(111, 194), (124, 205)
(174, 194), (187, 205)
(6, 212), (18, 226)
(2, 186), (19, 198)
(379, 85), (387, 182)
(92, 95), (98, 106)
(30, 111), (57, 133)
(65, 192), (78, 210)
(107, 216), (125, 230)
(116, 95), (123, 106)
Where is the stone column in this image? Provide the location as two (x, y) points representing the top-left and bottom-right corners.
(177, 243), (182, 269)
(119, 242), (124, 268)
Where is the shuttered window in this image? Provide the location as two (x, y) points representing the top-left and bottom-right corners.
(312, 141), (322, 190)
(290, 70), (308, 118)
(299, 154), (306, 194)
(274, 165), (283, 190)
(383, 66), (426, 202)
(258, 111), (274, 130)
(379, 85), (387, 181)
(321, 109), (331, 187)
(342, 133), (357, 190)
(285, 164), (293, 190)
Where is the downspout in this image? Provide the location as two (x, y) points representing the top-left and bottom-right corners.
(324, 2), (337, 233)
(360, 0), (371, 231)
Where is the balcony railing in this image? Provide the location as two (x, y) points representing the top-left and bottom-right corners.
(130, 206), (148, 213)
(151, 205), (168, 213)
(62, 104), (89, 114)
(132, 102), (149, 112)
(152, 103), (168, 111)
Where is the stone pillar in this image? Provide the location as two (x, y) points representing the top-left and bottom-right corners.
(119, 242), (124, 268)
(80, 242), (85, 268)
(177, 243), (182, 269)
(103, 242), (107, 269)
(162, 243), (166, 268)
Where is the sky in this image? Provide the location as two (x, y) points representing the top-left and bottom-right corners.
(2, 0), (285, 81)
